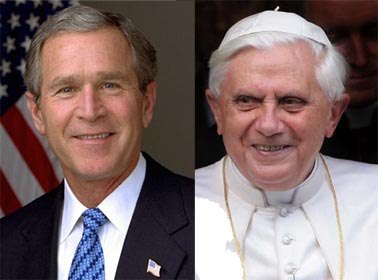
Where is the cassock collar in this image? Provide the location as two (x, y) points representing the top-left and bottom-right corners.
(226, 154), (324, 208)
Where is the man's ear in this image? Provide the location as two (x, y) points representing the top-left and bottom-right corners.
(325, 93), (350, 138)
(142, 81), (157, 128)
(206, 89), (223, 135)
(26, 92), (46, 135)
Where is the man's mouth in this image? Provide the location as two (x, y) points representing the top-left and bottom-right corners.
(253, 144), (290, 152)
(76, 133), (113, 140)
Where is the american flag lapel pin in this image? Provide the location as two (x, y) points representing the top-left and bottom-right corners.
(147, 258), (161, 277)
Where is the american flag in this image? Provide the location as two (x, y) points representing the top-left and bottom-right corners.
(147, 259), (161, 277)
(0, 0), (77, 217)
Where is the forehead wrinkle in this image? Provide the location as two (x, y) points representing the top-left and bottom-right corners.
(94, 70), (131, 82)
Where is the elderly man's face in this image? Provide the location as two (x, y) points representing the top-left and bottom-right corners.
(207, 42), (348, 190)
(27, 27), (156, 188)
(306, 0), (377, 108)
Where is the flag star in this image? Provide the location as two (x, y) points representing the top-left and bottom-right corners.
(0, 83), (8, 98)
(49, 0), (63, 10)
(15, 0), (26, 6)
(17, 59), (26, 75)
(7, 13), (21, 29)
(32, 0), (43, 8)
(3, 37), (16, 53)
(26, 14), (40, 31)
(0, 60), (11, 77)
(21, 36), (32, 52)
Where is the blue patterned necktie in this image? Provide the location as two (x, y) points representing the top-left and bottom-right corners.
(68, 208), (107, 280)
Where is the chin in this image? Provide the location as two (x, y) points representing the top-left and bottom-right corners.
(249, 168), (295, 190)
(76, 169), (113, 182)
(71, 161), (118, 181)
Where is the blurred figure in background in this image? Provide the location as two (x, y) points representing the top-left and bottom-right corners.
(305, 0), (377, 163)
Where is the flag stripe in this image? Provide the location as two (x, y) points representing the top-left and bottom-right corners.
(0, 125), (44, 206)
(0, 169), (22, 216)
(16, 95), (63, 180)
(1, 106), (59, 192)
(0, 0), (73, 217)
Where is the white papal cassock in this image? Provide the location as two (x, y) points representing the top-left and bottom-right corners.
(195, 154), (378, 280)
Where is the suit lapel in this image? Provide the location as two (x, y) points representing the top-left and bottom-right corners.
(302, 181), (341, 280)
(18, 185), (63, 279)
(116, 156), (189, 279)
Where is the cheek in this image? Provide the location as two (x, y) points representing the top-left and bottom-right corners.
(39, 98), (80, 142)
(223, 110), (252, 138)
(112, 98), (144, 125)
(294, 110), (331, 145)
(41, 104), (65, 131)
(41, 110), (69, 145)
(284, 111), (326, 141)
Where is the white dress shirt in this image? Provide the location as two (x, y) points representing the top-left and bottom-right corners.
(195, 154), (378, 280)
(58, 154), (146, 280)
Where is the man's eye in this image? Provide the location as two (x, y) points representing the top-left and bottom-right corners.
(103, 82), (115, 89)
(232, 95), (259, 110)
(101, 82), (123, 92)
(280, 97), (305, 111)
(99, 82), (124, 95)
(57, 87), (73, 94)
(233, 95), (258, 104)
(361, 23), (378, 41)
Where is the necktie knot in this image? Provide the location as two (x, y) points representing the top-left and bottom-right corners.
(82, 208), (107, 233)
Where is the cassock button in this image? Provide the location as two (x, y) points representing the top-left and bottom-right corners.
(279, 208), (290, 217)
(284, 263), (298, 275)
(282, 234), (294, 245)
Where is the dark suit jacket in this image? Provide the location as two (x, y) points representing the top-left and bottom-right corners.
(0, 154), (194, 279)
(321, 108), (377, 164)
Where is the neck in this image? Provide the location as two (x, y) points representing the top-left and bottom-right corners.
(65, 154), (139, 208)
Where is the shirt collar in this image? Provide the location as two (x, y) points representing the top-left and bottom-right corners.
(226, 154), (324, 208)
(59, 153), (146, 243)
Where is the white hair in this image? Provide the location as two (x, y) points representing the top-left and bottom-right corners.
(208, 31), (348, 102)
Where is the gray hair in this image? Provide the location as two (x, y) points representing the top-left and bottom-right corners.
(209, 32), (348, 102)
(25, 5), (157, 103)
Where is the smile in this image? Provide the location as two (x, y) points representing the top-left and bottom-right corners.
(76, 133), (112, 140)
(253, 145), (290, 152)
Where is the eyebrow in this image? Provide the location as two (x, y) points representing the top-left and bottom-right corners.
(230, 89), (308, 100)
(46, 75), (81, 92)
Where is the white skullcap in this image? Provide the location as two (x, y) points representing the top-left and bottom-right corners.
(219, 9), (331, 49)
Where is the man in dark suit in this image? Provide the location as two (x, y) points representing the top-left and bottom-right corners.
(0, 5), (193, 280)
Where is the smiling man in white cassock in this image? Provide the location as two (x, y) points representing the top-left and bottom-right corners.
(195, 8), (378, 280)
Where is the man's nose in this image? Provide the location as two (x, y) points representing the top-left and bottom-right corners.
(347, 32), (368, 67)
(76, 86), (105, 121)
(254, 105), (284, 137)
